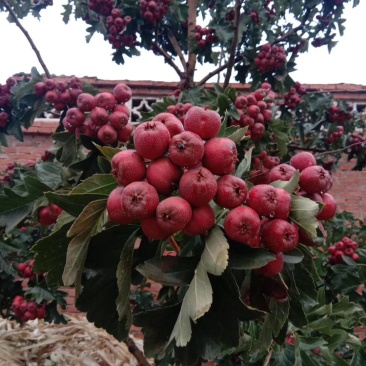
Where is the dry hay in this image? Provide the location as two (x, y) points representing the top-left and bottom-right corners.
(0, 315), (145, 366)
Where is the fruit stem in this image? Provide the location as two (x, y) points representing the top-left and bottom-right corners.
(169, 236), (181, 254)
(1, 0), (52, 79)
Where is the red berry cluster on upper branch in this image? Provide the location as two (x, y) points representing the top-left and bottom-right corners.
(140, 0), (171, 24)
(34, 77), (83, 111)
(254, 44), (287, 73)
(194, 25), (219, 48)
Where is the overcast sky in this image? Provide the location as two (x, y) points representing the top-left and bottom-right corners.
(0, 1), (365, 86)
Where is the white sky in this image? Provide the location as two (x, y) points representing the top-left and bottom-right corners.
(0, 1), (365, 86)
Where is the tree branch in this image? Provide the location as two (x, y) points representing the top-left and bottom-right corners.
(124, 337), (151, 366)
(167, 30), (187, 73)
(223, 0), (242, 88)
(1, 0), (51, 78)
(151, 42), (184, 79)
(186, 0), (197, 88)
(273, 8), (311, 45)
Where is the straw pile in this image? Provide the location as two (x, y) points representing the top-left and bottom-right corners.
(0, 315), (146, 366)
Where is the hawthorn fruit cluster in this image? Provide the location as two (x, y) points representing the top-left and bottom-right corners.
(37, 204), (63, 226)
(324, 125), (344, 144)
(140, 0), (171, 24)
(17, 259), (40, 281)
(194, 25), (219, 48)
(254, 43), (287, 73)
(87, 0), (114, 16)
(34, 77), (84, 111)
(282, 82), (307, 109)
(11, 295), (46, 322)
(0, 77), (17, 129)
(62, 83), (133, 144)
(106, 8), (137, 49)
(106, 101), (337, 278)
(348, 132), (366, 152)
(231, 83), (273, 141)
(166, 102), (193, 123)
(326, 104), (353, 123)
(328, 237), (360, 264)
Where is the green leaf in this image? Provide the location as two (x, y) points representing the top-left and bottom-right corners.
(45, 192), (107, 217)
(284, 248), (304, 264)
(202, 226), (229, 275)
(136, 256), (199, 286)
(0, 203), (33, 233)
(67, 199), (107, 237)
(0, 188), (37, 214)
(32, 223), (72, 286)
(290, 195), (320, 239)
(116, 229), (138, 326)
(271, 170), (300, 193)
(168, 261), (213, 347)
(71, 174), (117, 195)
(25, 285), (58, 303)
(63, 199), (108, 286)
(235, 147), (254, 178)
(94, 144), (123, 161)
(23, 175), (52, 197)
(229, 247), (275, 269)
(227, 127), (248, 144)
(35, 162), (62, 190)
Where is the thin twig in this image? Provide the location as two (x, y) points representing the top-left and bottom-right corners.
(123, 337), (151, 366)
(1, 0), (51, 78)
(169, 236), (181, 254)
(263, 350), (272, 366)
(167, 30), (187, 73)
(273, 8), (311, 45)
(186, 0), (197, 88)
(151, 42), (184, 78)
(223, 0), (242, 88)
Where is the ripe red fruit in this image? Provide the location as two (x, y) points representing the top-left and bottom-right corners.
(113, 103), (131, 117)
(153, 112), (184, 137)
(117, 123), (133, 143)
(223, 206), (261, 245)
(268, 164), (296, 183)
(202, 137), (238, 175)
(179, 167), (218, 207)
(183, 106), (221, 140)
(38, 206), (56, 226)
(235, 96), (248, 109)
(65, 107), (85, 127)
(290, 151), (317, 172)
(168, 131), (205, 168)
(214, 175), (248, 208)
(316, 192), (337, 221)
(90, 107), (109, 126)
(109, 111), (129, 130)
(255, 252), (284, 277)
(260, 219), (299, 252)
(146, 157), (182, 195)
(121, 181), (159, 221)
(107, 187), (135, 225)
(77, 93), (96, 112)
(141, 215), (172, 240)
(94, 92), (117, 111)
(45, 90), (59, 104)
(273, 188), (292, 220)
(17, 263), (27, 273)
(133, 121), (170, 160)
(34, 82), (46, 97)
(183, 205), (216, 236)
(111, 150), (146, 187)
(299, 165), (332, 194)
(247, 184), (278, 217)
(156, 196), (192, 233)
(97, 124), (118, 145)
(113, 83), (132, 103)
